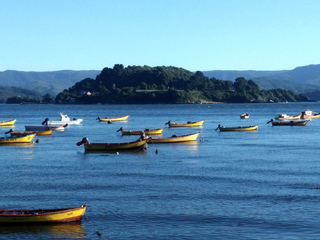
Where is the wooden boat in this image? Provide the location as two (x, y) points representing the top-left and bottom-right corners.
(240, 113), (250, 119)
(0, 119), (16, 126)
(165, 120), (204, 127)
(77, 137), (149, 151)
(25, 124), (68, 131)
(117, 127), (165, 135)
(149, 132), (200, 143)
(0, 205), (87, 224)
(216, 124), (258, 131)
(267, 119), (309, 126)
(275, 114), (301, 120)
(6, 129), (54, 136)
(301, 110), (320, 119)
(45, 113), (83, 125)
(0, 134), (36, 144)
(97, 115), (130, 122)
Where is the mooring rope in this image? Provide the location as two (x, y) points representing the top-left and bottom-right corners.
(84, 212), (109, 239)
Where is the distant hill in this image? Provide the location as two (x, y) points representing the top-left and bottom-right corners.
(0, 85), (43, 103)
(0, 70), (100, 96)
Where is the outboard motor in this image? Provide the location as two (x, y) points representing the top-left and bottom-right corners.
(76, 137), (89, 146)
(42, 118), (49, 125)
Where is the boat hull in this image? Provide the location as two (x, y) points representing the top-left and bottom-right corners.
(240, 113), (250, 119)
(98, 115), (130, 122)
(121, 127), (165, 135)
(168, 120), (204, 127)
(0, 119), (16, 126)
(149, 132), (200, 143)
(275, 114), (301, 120)
(219, 125), (258, 131)
(47, 119), (83, 125)
(10, 130), (54, 136)
(0, 205), (87, 223)
(25, 125), (66, 131)
(271, 120), (309, 126)
(84, 139), (149, 151)
(0, 134), (36, 144)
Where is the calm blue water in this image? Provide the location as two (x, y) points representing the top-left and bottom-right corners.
(1, 102), (320, 239)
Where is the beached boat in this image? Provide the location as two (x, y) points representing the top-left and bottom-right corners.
(165, 120), (204, 127)
(25, 124), (67, 131)
(6, 129), (54, 136)
(77, 137), (149, 151)
(0, 119), (16, 126)
(216, 124), (258, 131)
(240, 113), (250, 119)
(0, 205), (87, 224)
(117, 127), (165, 135)
(301, 110), (320, 119)
(267, 119), (309, 126)
(97, 115), (130, 122)
(275, 114), (301, 120)
(149, 132), (200, 143)
(45, 113), (83, 125)
(0, 134), (36, 144)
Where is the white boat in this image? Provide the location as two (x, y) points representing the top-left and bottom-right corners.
(45, 113), (83, 125)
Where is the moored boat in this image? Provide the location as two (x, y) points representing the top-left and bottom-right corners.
(0, 134), (36, 144)
(301, 110), (320, 119)
(25, 124), (68, 131)
(216, 124), (258, 131)
(117, 127), (165, 135)
(149, 132), (200, 143)
(0, 205), (87, 224)
(0, 119), (16, 126)
(165, 120), (204, 127)
(6, 129), (54, 136)
(45, 113), (83, 125)
(275, 114), (301, 120)
(97, 115), (130, 122)
(267, 119), (309, 126)
(77, 137), (149, 151)
(240, 113), (250, 119)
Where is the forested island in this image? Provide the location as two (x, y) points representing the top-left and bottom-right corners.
(7, 64), (311, 104)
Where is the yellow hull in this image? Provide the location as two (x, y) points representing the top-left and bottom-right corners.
(121, 127), (165, 135)
(219, 125), (258, 131)
(301, 114), (320, 119)
(169, 120), (204, 127)
(98, 115), (130, 122)
(149, 132), (200, 143)
(0, 119), (16, 126)
(84, 138), (149, 151)
(240, 115), (249, 119)
(275, 115), (301, 120)
(0, 134), (36, 144)
(0, 205), (87, 223)
(240, 113), (250, 119)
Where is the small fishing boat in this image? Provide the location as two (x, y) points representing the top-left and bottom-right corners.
(216, 124), (258, 131)
(0, 205), (87, 224)
(275, 114), (301, 120)
(117, 127), (165, 135)
(267, 119), (309, 126)
(77, 137), (149, 151)
(301, 110), (320, 119)
(165, 120), (204, 127)
(25, 124), (67, 131)
(97, 115), (130, 122)
(6, 129), (54, 136)
(0, 134), (36, 144)
(44, 113), (83, 125)
(149, 132), (200, 143)
(240, 113), (250, 119)
(0, 119), (16, 126)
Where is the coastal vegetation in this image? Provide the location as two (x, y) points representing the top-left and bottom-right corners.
(54, 64), (310, 104)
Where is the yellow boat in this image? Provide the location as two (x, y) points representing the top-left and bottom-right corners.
(0, 134), (36, 144)
(275, 114), (301, 120)
(97, 115), (130, 122)
(240, 113), (250, 119)
(0, 119), (16, 126)
(6, 129), (54, 136)
(216, 124), (258, 131)
(77, 137), (149, 151)
(301, 110), (320, 119)
(0, 205), (87, 223)
(165, 120), (204, 127)
(117, 127), (165, 135)
(149, 132), (200, 143)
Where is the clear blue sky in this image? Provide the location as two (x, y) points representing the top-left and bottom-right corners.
(1, 0), (319, 72)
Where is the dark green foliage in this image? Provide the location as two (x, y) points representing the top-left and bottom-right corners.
(0, 86), (43, 103)
(54, 65), (310, 104)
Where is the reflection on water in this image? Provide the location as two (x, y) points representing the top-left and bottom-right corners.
(84, 149), (147, 155)
(0, 143), (35, 148)
(0, 222), (86, 238)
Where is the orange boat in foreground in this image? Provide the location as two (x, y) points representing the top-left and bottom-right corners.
(0, 205), (87, 224)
